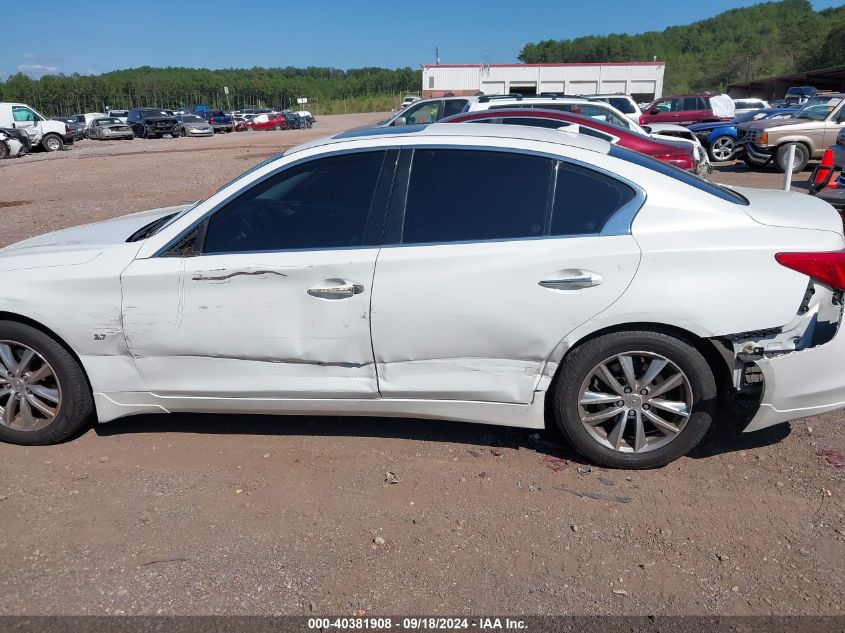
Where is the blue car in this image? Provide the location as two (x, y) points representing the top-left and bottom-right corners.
(688, 108), (797, 162)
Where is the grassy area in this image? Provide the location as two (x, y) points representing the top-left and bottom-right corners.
(313, 95), (398, 115)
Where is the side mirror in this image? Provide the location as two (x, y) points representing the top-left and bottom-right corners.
(393, 116), (407, 127)
(641, 125), (652, 134)
(649, 108), (659, 115)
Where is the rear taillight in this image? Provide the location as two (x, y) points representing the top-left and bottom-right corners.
(210, 117), (215, 124)
(639, 115), (646, 125)
(656, 154), (695, 171)
(775, 251), (845, 290)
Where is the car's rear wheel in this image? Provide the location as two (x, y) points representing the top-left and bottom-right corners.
(41, 134), (63, 152)
(552, 330), (716, 469)
(0, 321), (93, 446)
(708, 135), (735, 162)
(0, 141), (9, 159)
(776, 142), (809, 173)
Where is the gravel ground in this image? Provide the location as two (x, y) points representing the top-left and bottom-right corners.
(0, 114), (842, 616)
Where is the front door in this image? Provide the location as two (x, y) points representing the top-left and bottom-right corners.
(370, 148), (641, 404)
(120, 150), (394, 399)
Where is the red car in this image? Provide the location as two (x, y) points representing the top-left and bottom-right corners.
(440, 108), (698, 171)
(640, 93), (732, 126)
(236, 112), (290, 132)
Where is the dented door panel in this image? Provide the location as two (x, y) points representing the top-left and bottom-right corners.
(120, 250), (380, 398)
(371, 236), (641, 403)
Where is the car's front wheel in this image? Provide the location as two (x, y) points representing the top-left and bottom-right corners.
(708, 135), (735, 162)
(0, 321), (93, 445)
(552, 330), (716, 469)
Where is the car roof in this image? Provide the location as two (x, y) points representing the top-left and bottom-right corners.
(287, 121), (611, 156)
(441, 107), (637, 132)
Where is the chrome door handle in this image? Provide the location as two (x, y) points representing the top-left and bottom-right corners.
(539, 270), (603, 290)
(307, 279), (364, 299)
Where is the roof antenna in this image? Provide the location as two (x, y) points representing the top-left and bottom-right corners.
(435, 47), (440, 65)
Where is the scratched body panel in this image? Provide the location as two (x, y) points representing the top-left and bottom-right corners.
(120, 250), (380, 398)
(371, 236), (641, 403)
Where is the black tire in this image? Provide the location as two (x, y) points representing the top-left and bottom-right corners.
(551, 330), (717, 469)
(274, 124), (281, 131)
(41, 134), (63, 152)
(0, 321), (93, 446)
(708, 135), (735, 162)
(775, 143), (809, 173)
(0, 141), (9, 159)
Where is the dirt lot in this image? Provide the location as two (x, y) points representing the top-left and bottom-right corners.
(0, 113), (842, 616)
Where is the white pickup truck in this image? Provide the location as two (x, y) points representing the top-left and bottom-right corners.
(0, 102), (74, 152)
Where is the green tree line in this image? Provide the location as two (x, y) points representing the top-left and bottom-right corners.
(0, 66), (421, 116)
(519, 0), (845, 94)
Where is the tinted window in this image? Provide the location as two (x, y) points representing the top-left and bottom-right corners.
(442, 99), (468, 117)
(402, 149), (551, 244)
(202, 151), (385, 253)
(604, 97), (636, 114)
(609, 144), (748, 205)
(551, 163), (636, 235)
(490, 103), (630, 129)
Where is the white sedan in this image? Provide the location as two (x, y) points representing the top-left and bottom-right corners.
(0, 123), (843, 468)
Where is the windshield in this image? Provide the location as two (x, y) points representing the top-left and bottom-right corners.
(794, 97), (842, 120)
(95, 118), (121, 125)
(182, 115), (203, 122)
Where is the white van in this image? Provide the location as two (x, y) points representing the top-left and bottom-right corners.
(0, 103), (74, 151)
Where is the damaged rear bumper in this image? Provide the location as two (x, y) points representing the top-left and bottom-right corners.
(746, 319), (845, 432)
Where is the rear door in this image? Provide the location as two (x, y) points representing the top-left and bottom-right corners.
(370, 147), (642, 404)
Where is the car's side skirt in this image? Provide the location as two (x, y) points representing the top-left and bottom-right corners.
(93, 391), (548, 429)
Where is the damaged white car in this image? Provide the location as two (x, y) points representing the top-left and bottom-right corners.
(0, 127), (29, 158)
(0, 123), (843, 468)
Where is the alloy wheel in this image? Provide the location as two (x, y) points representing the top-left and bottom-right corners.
(711, 137), (734, 161)
(577, 351), (692, 454)
(0, 341), (62, 432)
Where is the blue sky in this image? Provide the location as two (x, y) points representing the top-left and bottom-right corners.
(2, 0), (842, 78)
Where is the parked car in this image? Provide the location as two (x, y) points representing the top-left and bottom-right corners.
(295, 110), (315, 126)
(127, 108), (180, 139)
(0, 127), (29, 158)
(379, 96), (477, 127)
(175, 114), (213, 137)
(72, 112), (107, 136)
(51, 117), (86, 141)
(689, 108), (797, 162)
(468, 95), (708, 169)
(739, 94), (845, 171)
(441, 108), (700, 171)
(640, 94), (735, 125)
(108, 110), (129, 123)
(237, 112), (290, 132)
(282, 112), (307, 129)
(401, 95), (419, 108)
(732, 98), (770, 115)
(0, 123), (841, 469)
(199, 109), (233, 133)
(86, 117), (135, 141)
(782, 86), (818, 107)
(0, 102), (74, 152)
(589, 94), (642, 123)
